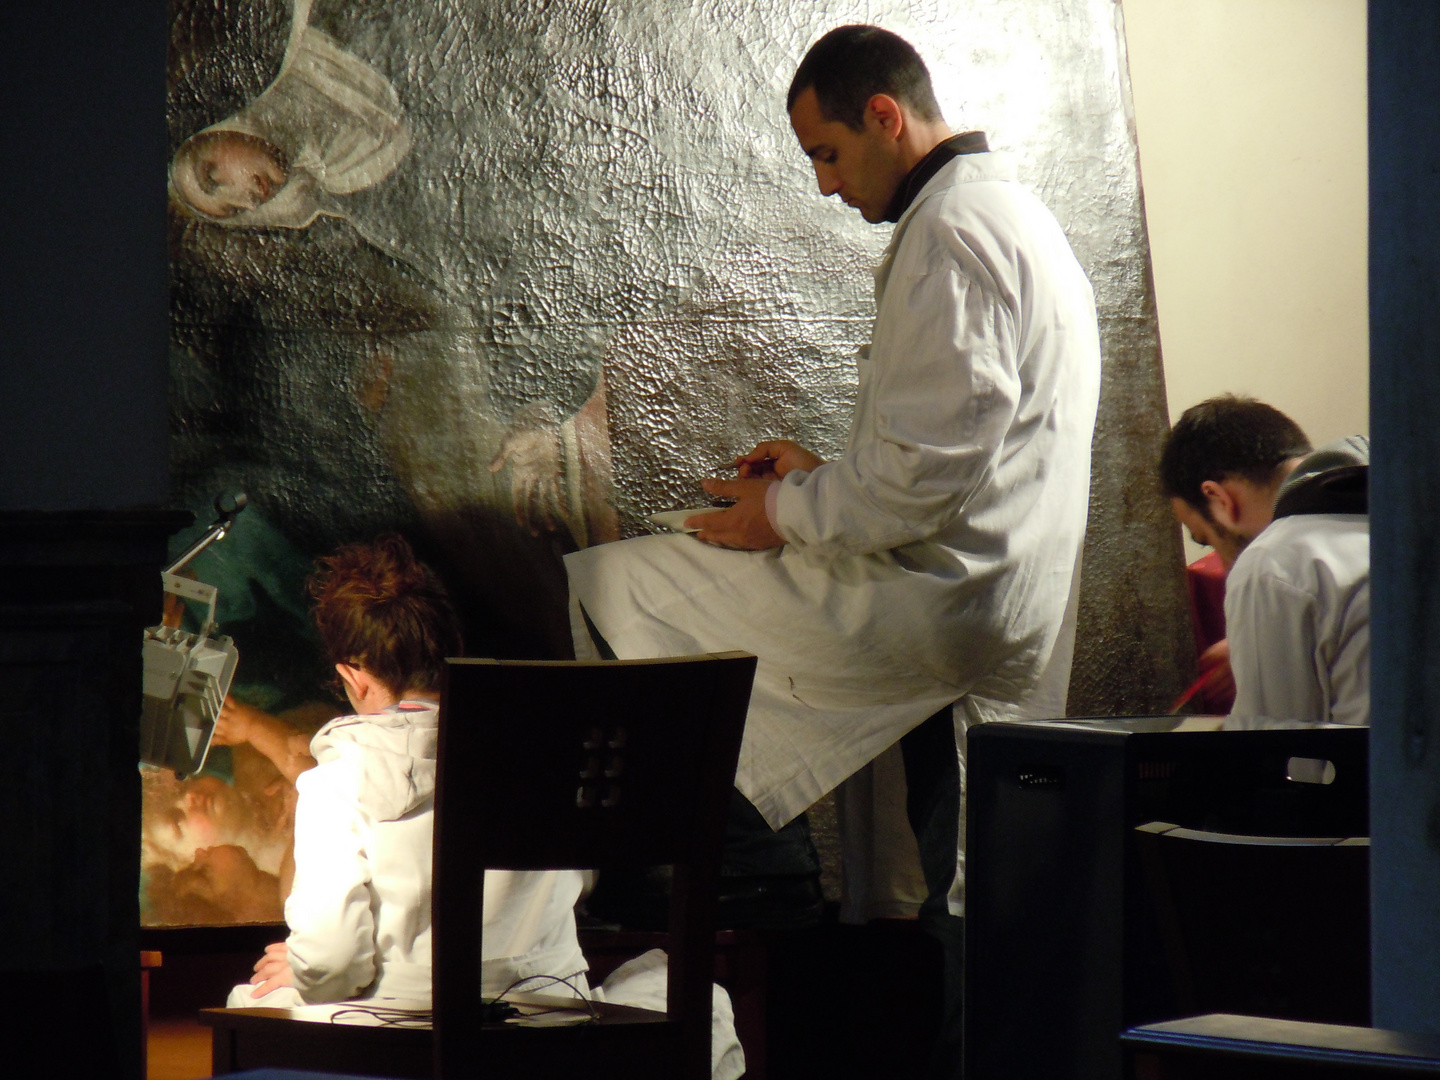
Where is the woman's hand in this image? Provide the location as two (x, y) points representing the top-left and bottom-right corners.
(249, 941), (295, 998)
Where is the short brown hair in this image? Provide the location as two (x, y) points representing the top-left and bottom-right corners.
(787, 25), (943, 131)
(1159, 395), (1312, 513)
(309, 534), (462, 696)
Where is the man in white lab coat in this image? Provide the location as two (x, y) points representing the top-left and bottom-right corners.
(1160, 396), (1370, 726)
(566, 25), (1101, 1073)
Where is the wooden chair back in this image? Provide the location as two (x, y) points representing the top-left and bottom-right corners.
(433, 652), (756, 1079)
(1135, 821), (1370, 1026)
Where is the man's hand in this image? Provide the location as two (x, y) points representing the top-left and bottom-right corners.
(249, 941), (295, 998)
(1197, 639), (1235, 700)
(734, 440), (825, 480)
(690, 478), (785, 550)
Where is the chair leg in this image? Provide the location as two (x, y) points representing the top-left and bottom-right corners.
(725, 938), (768, 1080)
(140, 950), (162, 1080)
(901, 706), (965, 1080)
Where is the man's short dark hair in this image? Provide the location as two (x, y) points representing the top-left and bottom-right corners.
(1159, 395), (1313, 512)
(787, 25), (943, 132)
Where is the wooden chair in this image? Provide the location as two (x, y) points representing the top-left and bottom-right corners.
(140, 949), (162, 1078)
(202, 652), (755, 1080)
(1134, 821), (1370, 1027)
(434, 653), (754, 1078)
(1124, 1013), (1440, 1079)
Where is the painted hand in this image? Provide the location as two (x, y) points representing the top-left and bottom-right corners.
(211, 695), (260, 746)
(489, 401), (567, 536)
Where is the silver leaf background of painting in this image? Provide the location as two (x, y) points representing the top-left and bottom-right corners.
(167, 0), (1190, 711)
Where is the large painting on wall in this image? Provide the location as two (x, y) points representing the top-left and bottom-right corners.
(146, 0), (1186, 925)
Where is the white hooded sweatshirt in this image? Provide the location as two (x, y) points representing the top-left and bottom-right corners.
(234, 700), (587, 1006)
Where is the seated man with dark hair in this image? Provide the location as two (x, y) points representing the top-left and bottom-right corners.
(1159, 395), (1370, 726)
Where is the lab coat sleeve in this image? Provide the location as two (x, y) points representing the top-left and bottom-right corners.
(284, 753), (378, 1002)
(1226, 563), (1325, 724)
(773, 259), (1019, 556)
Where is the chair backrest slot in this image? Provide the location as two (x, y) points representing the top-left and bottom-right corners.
(1134, 820), (1371, 1026)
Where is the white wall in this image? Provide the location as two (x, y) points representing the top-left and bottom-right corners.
(1123, 0), (1368, 441)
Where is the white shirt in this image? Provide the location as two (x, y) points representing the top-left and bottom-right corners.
(284, 701), (587, 1004)
(565, 152), (1101, 850)
(1226, 514), (1371, 727)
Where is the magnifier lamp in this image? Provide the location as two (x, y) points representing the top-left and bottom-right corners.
(138, 493), (247, 779)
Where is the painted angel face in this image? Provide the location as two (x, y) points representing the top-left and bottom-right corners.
(165, 775), (249, 852)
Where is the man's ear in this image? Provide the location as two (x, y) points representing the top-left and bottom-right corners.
(865, 93), (905, 138)
(1199, 479), (1241, 529)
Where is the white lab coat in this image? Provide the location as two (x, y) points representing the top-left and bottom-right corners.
(565, 152), (1100, 906)
(1225, 514), (1371, 727)
(594, 949), (746, 1080)
(227, 700), (587, 1007)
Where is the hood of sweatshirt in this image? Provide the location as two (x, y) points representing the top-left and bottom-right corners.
(1273, 435), (1370, 519)
(309, 701), (438, 821)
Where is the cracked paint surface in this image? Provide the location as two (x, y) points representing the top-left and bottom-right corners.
(168, 0), (1189, 712)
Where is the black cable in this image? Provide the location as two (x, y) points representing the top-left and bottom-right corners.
(493, 973), (600, 1023)
(327, 1004), (433, 1027)
(321, 971), (599, 1029)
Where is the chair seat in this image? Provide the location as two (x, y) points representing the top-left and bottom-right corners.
(1123, 1013), (1440, 1078)
(202, 994), (677, 1079)
(202, 1005), (431, 1079)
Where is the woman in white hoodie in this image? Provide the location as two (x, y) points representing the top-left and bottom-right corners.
(229, 533), (587, 1008)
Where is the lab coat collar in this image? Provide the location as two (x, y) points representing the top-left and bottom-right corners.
(874, 151), (1019, 288)
(1273, 436), (1370, 519)
(891, 151), (1018, 235)
(882, 131), (990, 222)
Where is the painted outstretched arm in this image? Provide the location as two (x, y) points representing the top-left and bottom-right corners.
(213, 696), (318, 785)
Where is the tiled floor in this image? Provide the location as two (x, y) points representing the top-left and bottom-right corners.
(148, 1017), (211, 1080)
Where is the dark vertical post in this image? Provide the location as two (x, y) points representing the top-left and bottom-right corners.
(0, 0), (171, 1076)
(1369, 0), (1440, 1034)
(0, 0), (169, 512)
